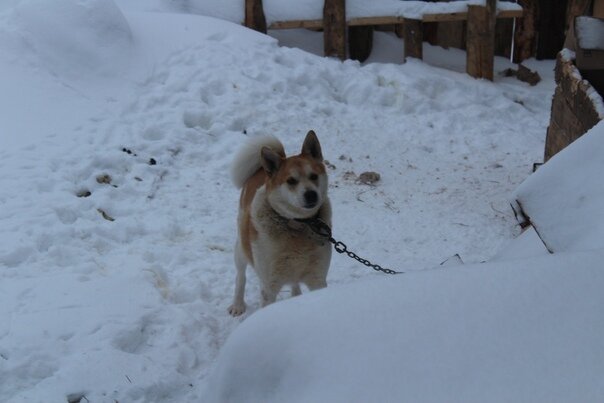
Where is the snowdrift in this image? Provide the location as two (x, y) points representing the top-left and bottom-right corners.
(514, 120), (604, 253)
(204, 251), (604, 402)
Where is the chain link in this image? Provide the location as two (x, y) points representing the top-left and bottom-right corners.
(300, 217), (403, 275)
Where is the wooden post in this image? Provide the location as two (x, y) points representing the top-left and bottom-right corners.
(349, 26), (374, 62)
(513, 0), (538, 63)
(466, 0), (496, 80)
(245, 0), (267, 34)
(404, 19), (423, 60)
(324, 0), (346, 59)
(566, 0), (592, 30)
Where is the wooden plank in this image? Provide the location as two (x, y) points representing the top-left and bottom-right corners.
(269, 9), (521, 30)
(324, 0), (346, 59)
(348, 16), (404, 26)
(497, 9), (523, 19)
(245, 0), (267, 34)
(269, 20), (323, 30)
(423, 12), (469, 22)
(404, 19), (423, 60)
(466, 1), (496, 80)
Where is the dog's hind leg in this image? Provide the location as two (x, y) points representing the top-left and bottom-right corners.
(303, 276), (327, 292)
(260, 282), (283, 307)
(291, 283), (302, 297)
(228, 240), (247, 316)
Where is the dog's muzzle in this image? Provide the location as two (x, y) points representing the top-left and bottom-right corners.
(303, 190), (319, 208)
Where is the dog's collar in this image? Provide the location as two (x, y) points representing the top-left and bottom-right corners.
(273, 213), (320, 232)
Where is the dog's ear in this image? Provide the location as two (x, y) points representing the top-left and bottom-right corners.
(301, 130), (323, 161)
(261, 146), (283, 177)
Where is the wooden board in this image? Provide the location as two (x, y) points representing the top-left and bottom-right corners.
(269, 19), (323, 29)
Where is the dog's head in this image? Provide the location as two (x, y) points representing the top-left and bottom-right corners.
(261, 130), (328, 219)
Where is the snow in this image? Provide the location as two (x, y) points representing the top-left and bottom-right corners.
(514, 120), (604, 253)
(139, 0), (522, 23)
(0, 0), (583, 402)
(204, 250), (604, 402)
(576, 16), (604, 50)
(264, 0), (522, 22)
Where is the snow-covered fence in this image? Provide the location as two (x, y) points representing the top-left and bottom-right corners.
(245, 0), (522, 80)
(544, 50), (604, 161)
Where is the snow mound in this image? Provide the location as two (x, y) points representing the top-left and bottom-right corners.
(204, 252), (604, 402)
(7, 0), (132, 77)
(514, 120), (604, 253)
(160, 0), (244, 23)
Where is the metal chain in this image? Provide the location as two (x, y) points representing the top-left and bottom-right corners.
(300, 217), (404, 275)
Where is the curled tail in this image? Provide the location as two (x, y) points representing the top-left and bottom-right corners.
(230, 135), (285, 189)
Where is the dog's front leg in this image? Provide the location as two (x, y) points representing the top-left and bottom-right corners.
(228, 241), (247, 316)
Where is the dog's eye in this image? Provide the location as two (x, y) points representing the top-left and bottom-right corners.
(286, 177), (298, 186)
(309, 173), (318, 181)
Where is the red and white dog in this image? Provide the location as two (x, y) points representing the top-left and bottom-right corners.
(228, 131), (332, 316)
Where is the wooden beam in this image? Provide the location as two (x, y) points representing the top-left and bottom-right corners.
(348, 16), (404, 26)
(245, 0), (267, 34)
(404, 19), (423, 60)
(497, 9), (523, 19)
(269, 20), (323, 30)
(423, 12), (469, 22)
(466, 0), (496, 80)
(268, 10), (523, 31)
(324, 0), (346, 59)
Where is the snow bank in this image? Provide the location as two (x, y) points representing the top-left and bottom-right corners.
(204, 250), (604, 402)
(514, 120), (604, 253)
(160, 0), (244, 23)
(7, 0), (132, 77)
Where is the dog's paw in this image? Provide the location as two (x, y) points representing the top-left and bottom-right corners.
(228, 303), (246, 317)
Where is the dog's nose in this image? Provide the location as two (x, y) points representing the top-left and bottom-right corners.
(304, 190), (318, 207)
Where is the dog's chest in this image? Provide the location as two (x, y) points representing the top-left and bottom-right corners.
(252, 209), (329, 274)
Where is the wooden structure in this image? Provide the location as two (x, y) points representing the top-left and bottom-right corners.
(244, 0), (523, 80)
(544, 53), (603, 161)
(543, 1), (604, 161)
(466, 0), (497, 80)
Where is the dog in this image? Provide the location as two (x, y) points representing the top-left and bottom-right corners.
(228, 130), (332, 316)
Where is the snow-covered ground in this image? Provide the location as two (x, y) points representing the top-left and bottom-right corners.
(206, 119), (604, 402)
(3, 0), (592, 402)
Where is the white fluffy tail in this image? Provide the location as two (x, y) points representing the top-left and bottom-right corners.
(230, 135), (285, 189)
